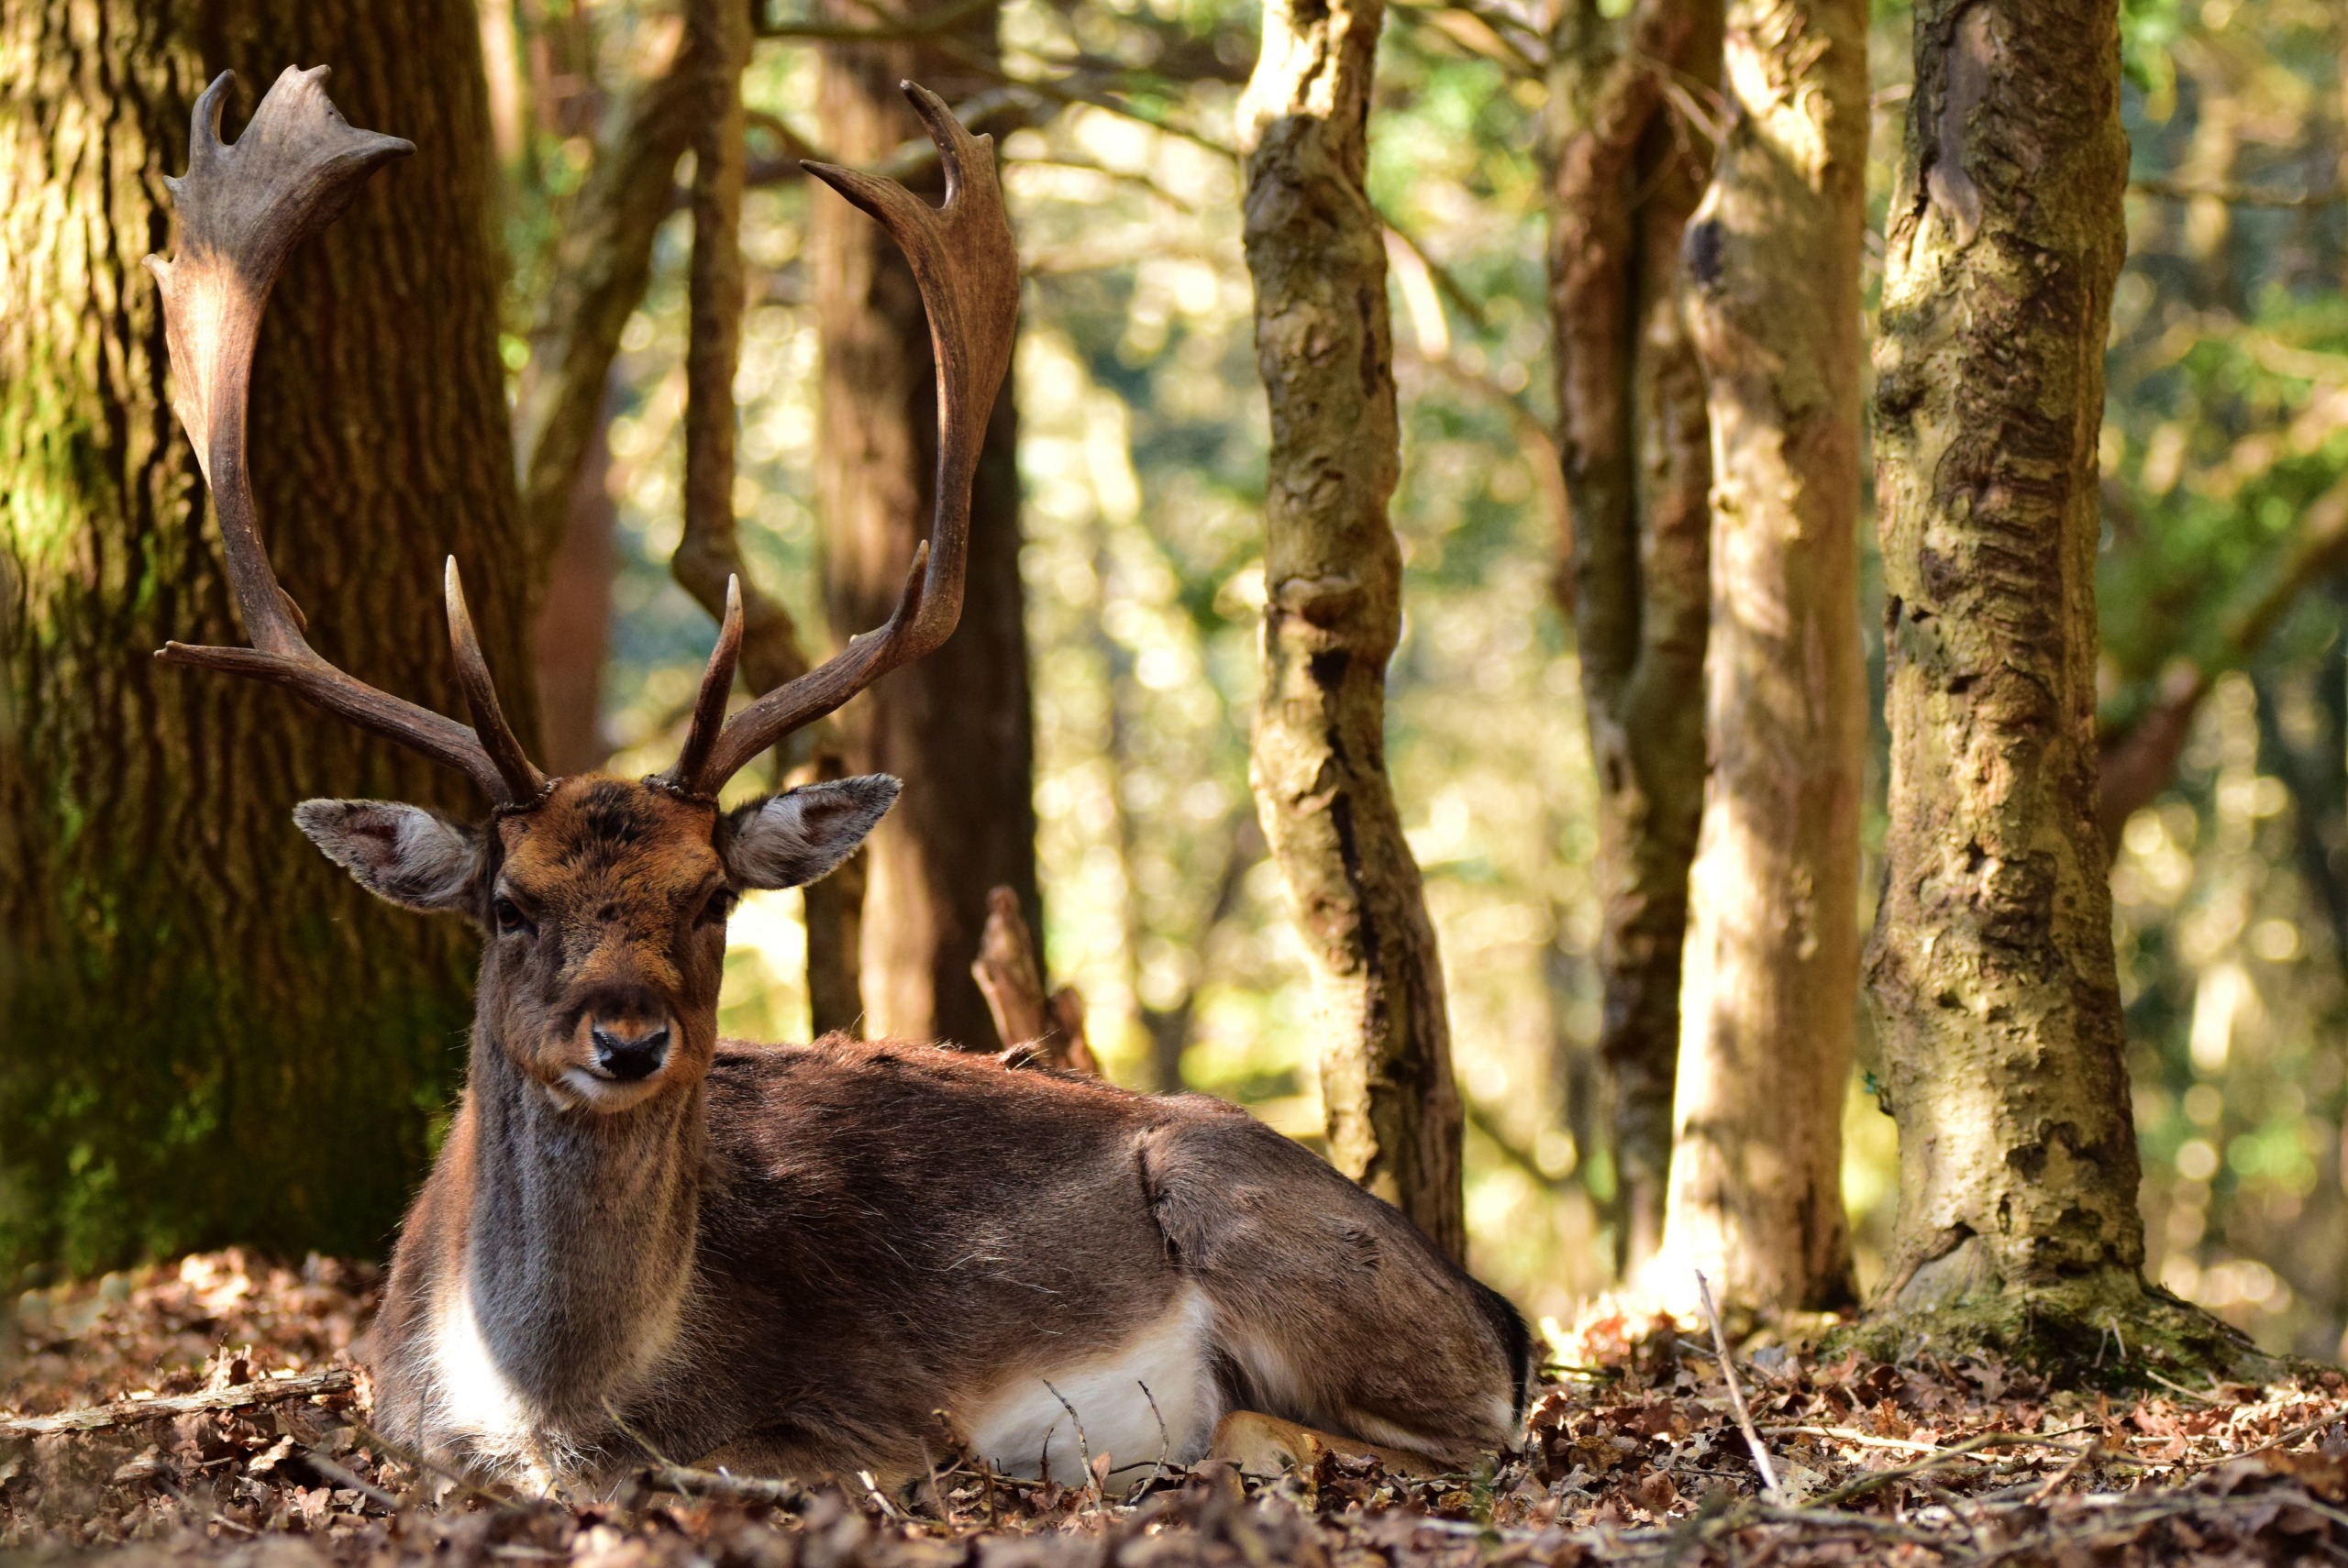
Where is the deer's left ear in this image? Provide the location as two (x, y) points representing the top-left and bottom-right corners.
(719, 775), (901, 890)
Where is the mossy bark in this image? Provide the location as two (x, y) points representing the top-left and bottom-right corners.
(1656, 0), (1866, 1315)
(1241, 0), (1464, 1260)
(0, 0), (531, 1272)
(1864, 0), (2257, 1375)
(1543, 0), (1721, 1275)
(813, 3), (1037, 1050)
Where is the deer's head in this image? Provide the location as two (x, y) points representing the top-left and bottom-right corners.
(146, 65), (1017, 1112)
(295, 774), (896, 1110)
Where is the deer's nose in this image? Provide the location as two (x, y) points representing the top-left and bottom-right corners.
(590, 1021), (671, 1082)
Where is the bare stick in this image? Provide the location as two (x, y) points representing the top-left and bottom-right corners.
(1137, 1379), (1170, 1494)
(1041, 1379), (1100, 1508)
(0, 1370), (352, 1439)
(641, 1463), (813, 1510)
(1693, 1271), (1779, 1502)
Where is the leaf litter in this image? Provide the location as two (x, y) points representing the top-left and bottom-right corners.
(8, 1253), (2348, 1564)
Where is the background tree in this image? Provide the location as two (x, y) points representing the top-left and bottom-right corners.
(1541, 0), (1720, 1276)
(0, 0), (531, 1270)
(1865, 0), (2254, 1364)
(809, 0), (1038, 1048)
(1655, 0), (1866, 1314)
(1240, 0), (1465, 1259)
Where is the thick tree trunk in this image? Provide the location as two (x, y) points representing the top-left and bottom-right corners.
(1866, 0), (2143, 1314)
(814, 11), (1036, 1050)
(1656, 0), (1866, 1315)
(1543, 0), (1721, 1276)
(1241, 0), (1465, 1261)
(0, 0), (530, 1270)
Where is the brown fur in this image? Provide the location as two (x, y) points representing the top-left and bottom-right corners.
(352, 777), (1531, 1483)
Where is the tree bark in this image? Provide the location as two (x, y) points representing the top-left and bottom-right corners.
(813, 7), (1036, 1050)
(1656, 0), (1866, 1314)
(1866, 0), (2144, 1313)
(0, 0), (530, 1270)
(1241, 0), (1465, 1260)
(1543, 0), (1721, 1276)
(532, 387), (617, 777)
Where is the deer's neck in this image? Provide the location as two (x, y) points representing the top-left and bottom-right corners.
(456, 1036), (705, 1435)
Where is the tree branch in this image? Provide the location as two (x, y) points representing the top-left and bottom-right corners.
(0, 1371), (352, 1440)
(676, 0), (816, 702)
(2099, 473), (2348, 845)
(515, 31), (704, 577)
(2131, 176), (2348, 208)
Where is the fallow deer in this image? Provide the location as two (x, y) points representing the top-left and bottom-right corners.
(148, 65), (1532, 1490)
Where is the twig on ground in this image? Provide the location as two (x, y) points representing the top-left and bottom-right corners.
(2143, 1365), (2223, 1405)
(2024, 1439), (2102, 1505)
(1806, 1432), (2094, 1509)
(1137, 1380), (1171, 1494)
(295, 1441), (405, 1514)
(1694, 1271), (1780, 1503)
(0, 1370), (353, 1439)
(602, 1396), (808, 1512)
(346, 1413), (532, 1513)
(638, 1462), (813, 1511)
(1040, 1379), (1101, 1508)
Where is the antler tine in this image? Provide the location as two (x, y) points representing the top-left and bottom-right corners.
(147, 67), (542, 806)
(446, 559), (548, 801)
(678, 83), (1018, 794)
(660, 575), (745, 793)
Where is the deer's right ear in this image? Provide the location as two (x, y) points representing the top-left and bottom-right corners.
(294, 800), (484, 912)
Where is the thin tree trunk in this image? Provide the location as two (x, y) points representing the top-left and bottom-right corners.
(814, 6), (1036, 1050)
(1656, 0), (1866, 1315)
(533, 388), (617, 776)
(1240, 0), (1464, 1260)
(1543, 0), (1720, 1275)
(0, 0), (530, 1270)
(1866, 0), (2143, 1318)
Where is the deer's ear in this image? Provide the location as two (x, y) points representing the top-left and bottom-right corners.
(719, 776), (901, 890)
(294, 800), (483, 911)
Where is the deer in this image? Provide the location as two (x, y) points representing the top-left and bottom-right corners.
(146, 64), (1533, 1491)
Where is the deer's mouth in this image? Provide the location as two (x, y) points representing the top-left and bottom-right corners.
(554, 1064), (673, 1113)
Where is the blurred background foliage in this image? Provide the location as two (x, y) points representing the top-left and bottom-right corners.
(485, 0), (2348, 1352)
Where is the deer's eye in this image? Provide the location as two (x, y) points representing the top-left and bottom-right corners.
(493, 896), (536, 937)
(701, 889), (738, 927)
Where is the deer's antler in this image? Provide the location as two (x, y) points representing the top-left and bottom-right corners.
(658, 83), (1020, 797)
(149, 67), (546, 806)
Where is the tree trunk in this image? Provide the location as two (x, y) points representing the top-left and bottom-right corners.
(533, 391), (617, 777)
(1656, 0), (1866, 1315)
(1241, 0), (1465, 1261)
(813, 11), (1036, 1050)
(1543, 0), (1721, 1277)
(1866, 0), (2146, 1323)
(0, 0), (530, 1271)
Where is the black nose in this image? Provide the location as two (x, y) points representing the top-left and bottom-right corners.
(590, 1023), (671, 1082)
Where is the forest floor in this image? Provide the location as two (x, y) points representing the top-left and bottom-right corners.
(6, 1254), (2348, 1564)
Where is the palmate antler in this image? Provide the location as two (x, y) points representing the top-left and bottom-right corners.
(148, 67), (543, 805)
(150, 68), (1017, 806)
(659, 83), (1020, 798)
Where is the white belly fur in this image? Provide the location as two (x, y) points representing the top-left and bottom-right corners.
(965, 1285), (1220, 1484)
